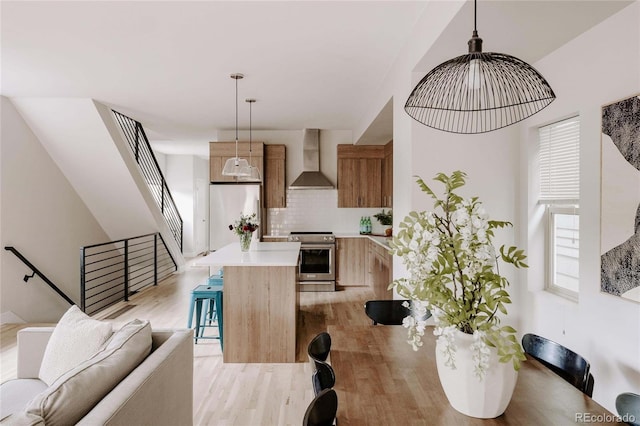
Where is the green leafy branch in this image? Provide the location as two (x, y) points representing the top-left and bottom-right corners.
(390, 171), (529, 370)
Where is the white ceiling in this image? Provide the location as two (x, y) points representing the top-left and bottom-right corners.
(1, 1), (632, 155)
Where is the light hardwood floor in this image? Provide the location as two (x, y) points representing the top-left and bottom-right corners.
(0, 258), (376, 426)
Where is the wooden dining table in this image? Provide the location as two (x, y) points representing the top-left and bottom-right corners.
(328, 324), (617, 425)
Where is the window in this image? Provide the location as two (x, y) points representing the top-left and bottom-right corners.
(548, 206), (580, 297)
(538, 116), (580, 299)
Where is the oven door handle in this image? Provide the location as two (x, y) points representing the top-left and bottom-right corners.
(299, 244), (335, 249)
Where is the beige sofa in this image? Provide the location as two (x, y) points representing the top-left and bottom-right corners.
(2, 327), (193, 425)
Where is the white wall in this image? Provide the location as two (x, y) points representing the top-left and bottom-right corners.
(10, 99), (161, 241)
(407, 114), (522, 325)
(165, 155), (195, 256)
(365, 0), (639, 414)
(519, 1), (640, 412)
(352, 0), (465, 285)
(164, 154), (209, 257)
(0, 97), (110, 323)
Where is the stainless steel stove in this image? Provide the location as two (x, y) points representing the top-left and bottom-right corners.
(288, 232), (335, 292)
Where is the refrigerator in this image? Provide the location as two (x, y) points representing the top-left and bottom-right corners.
(209, 184), (263, 251)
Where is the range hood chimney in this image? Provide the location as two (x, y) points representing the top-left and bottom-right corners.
(289, 129), (334, 189)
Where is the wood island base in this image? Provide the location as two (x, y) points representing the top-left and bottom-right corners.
(223, 265), (298, 363)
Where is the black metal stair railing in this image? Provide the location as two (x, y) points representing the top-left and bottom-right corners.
(81, 232), (177, 316)
(4, 246), (75, 306)
(111, 110), (183, 252)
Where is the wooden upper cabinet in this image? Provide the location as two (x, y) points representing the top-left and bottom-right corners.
(360, 158), (382, 207)
(337, 144), (385, 208)
(264, 144), (286, 208)
(337, 157), (359, 207)
(210, 142), (264, 183)
(382, 141), (393, 208)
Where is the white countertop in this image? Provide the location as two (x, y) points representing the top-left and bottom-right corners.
(334, 233), (392, 249)
(195, 242), (301, 267)
(368, 235), (393, 249)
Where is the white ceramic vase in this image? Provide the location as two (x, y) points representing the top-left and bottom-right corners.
(435, 330), (518, 418)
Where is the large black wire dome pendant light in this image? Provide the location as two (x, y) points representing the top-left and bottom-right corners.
(405, 0), (556, 134)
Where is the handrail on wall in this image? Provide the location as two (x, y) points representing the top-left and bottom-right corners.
(4, 246), (75, 305)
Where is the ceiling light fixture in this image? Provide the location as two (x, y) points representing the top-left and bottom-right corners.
(404, 0), (556, 134)
(239, 98), (262, 181)
(222, 73), (251, 177)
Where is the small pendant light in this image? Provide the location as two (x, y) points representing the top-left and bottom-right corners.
(405, 0), (556, 134)
(239, 98), (262, 181)
(222, 73), (250, 177)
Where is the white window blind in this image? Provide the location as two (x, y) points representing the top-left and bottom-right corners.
(539, 117), (580, 203)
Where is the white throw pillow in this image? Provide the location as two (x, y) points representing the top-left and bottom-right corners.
(38, 305), (113, 386)
(26, 319), (152, 426)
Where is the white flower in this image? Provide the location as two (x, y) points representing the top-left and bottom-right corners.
(403, 314), (426, 351)
(426, 245), (439, 262)
(470, 330), (491, 380)
(452, 208), (470, 226)
(434, 325), (458, 368)
(460, 232), (471, 245)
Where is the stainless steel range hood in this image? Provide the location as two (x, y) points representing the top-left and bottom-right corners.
(289, 129), (334, 189)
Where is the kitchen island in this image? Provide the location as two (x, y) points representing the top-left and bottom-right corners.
(195, 242), (301, 363)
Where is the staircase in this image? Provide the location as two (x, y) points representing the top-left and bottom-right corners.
(112, 110), (183, 252)
(10, 98), (185, 270)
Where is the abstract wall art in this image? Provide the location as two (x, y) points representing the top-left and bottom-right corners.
(600, 94), (640, 302)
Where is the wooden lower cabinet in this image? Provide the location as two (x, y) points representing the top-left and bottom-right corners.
(336, 237), (393, 296)
(368, 240), (393, 299)
(335, 237), (369, 287)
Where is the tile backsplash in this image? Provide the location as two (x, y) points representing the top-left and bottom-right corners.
(266, 189), (388, 235)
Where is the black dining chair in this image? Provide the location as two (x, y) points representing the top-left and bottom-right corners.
(308, 332), (331, 363)
(303, 388), (338, 426)
(616, 392), (640, 426)
(584, 372), (595, 398)
(364, 299), (431, 325)
(521, 333), (593, 396)
(312, 359), (336, 396)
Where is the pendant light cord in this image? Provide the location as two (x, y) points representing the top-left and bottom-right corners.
(235, 76), (239, 160)
(471, 0), (478, 38)
(468, 0), (482, 53)
(249, 100), (252, 162)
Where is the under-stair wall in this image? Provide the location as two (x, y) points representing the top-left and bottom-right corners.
(1, 97), (110, 323)
(1, 97), (185, 322)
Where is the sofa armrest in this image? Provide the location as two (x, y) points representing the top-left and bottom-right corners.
(17, 327), (54, 379)
(76, 329), (194, 426)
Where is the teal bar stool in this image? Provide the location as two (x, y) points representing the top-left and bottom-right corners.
(187, 275), (223, 348)
(202, 274), (224, 327)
